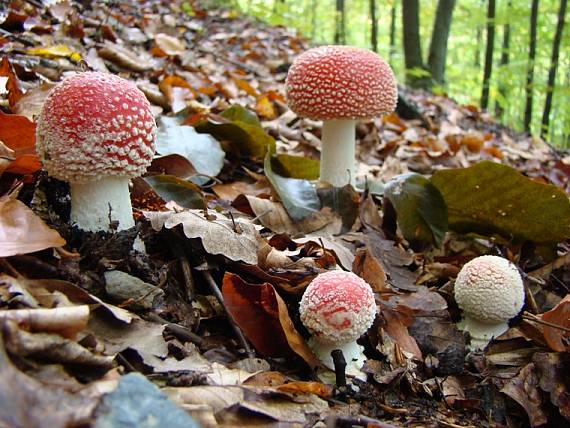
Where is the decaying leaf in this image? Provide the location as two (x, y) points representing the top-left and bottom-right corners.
(501, 363), (548, 427)
(0, 194), (66, 256)
(0, 329), (103, 428)
(143, 209), (259, 264)
(222, 272), (320, 367)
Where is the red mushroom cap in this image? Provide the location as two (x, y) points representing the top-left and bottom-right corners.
(36, 72), (156, 183)
(285, 45), (397, 120)
(299, 271), (376, 344)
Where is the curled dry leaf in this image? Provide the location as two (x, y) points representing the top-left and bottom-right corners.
(540, 295), (570, 352)
(222, 272), (320, 367)
(0, 195), (66, 256)
(0, 305), (89, 339)
(97, 41), (156, 72)
(501, 363), (548, 427)
(154, 33), (187, 56)
(143, 209), (259, 264)
(0, 329), (102, 428)
(0, 111), (40, 174)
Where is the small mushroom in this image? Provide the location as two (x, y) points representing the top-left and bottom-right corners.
(36, 72), (157, 232)
(285, 45), (397, 187)
(299, 270), (377, 379)
(454, 255), (525, 350)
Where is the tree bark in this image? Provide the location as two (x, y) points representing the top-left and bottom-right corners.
(480, 0), (495, 110)
(474, 0), (485, 67)
(524, 0), (539, 133)
(495, 0), (511, 118)
(402, 0), (431, 89)
(370, 0), (378, 52)
(428, 0), (457, 85)
(334, 0), (346, 44)
(541, 0), (567, 139)
(389, 3), (397, 63)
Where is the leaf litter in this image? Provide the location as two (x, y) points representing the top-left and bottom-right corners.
(0, 1), (569, 427)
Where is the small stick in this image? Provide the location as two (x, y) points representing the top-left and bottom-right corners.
(201, 270), (255, 358)
(326, 414), (400, 428)
(331, 349), (346, 388)
(523, 312), (570, 333)
(146, 313), (204, 346)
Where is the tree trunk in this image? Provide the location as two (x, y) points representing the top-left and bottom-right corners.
(495, 0), (511, 118)
(402, 0), (431, 89)
(480, 0), (495, 110)
(524, 0), (539, 133)
(541, 0), (567, 139)
(428, 0), (457, 85)
(475, 0), (485, 67)
(310, 0), (317, 40)
(370, 0), (378, 52)
(334, 0), (346, 44)
(389, 3), (397, 63)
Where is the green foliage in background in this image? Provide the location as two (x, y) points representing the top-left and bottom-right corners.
(217, 0), (569, 148)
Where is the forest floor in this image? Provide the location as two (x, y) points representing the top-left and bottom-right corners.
(0, 1), (569, 427)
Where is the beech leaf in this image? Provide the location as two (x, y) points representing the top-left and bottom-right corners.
(431, 161), (570, 244)
(384, 172), (448, 247)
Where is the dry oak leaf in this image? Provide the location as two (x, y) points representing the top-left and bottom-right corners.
(0, 194), (66, 256)
(143, 209), (259, 264)
(501, 362), (548, 427)
(540, 295), (570, 352)
(222, 272), (320, 368)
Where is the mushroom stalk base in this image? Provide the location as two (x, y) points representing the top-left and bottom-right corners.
(320, 119), (356, 187)
(70, 177), (135, 232)
(458, 317), (510, 350)
(308, 337), (367, 381)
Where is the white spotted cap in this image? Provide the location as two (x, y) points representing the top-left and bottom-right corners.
(299, 271), (377, 344)
(285, 45), (397, 120)
(454, 255), (525, 324)
(36, 72), (156, 183)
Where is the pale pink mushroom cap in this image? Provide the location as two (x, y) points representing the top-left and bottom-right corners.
(300, 271), (376, 344)
(36, 72), (156, 183)
(455, 255), (525, 324)
(285, 45), (397, 120)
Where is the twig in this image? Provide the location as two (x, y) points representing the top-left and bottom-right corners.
(326, 414), (400, 428)
(201, 270), (255, 358)
(523, 312), (570, 333)
(146, 313), (203, 347)
(331, 349), (346, 388)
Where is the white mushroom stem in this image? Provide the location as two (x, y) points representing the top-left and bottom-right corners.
(308, 337), (367, 380)
(320, 119), (356, 187)
(458, 316), (510, 350)
(70, 176), (135, 232)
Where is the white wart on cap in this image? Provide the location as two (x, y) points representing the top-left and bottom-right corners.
(36, 72), (156, 232)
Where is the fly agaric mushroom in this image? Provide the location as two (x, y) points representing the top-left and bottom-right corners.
(454, 255), (525, 350)
(299, 270), (377, 378)
(285, 45), (397, 187)
(36, 72), (156, 232)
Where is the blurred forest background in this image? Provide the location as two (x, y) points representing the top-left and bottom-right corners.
(215, 0), (569, 148)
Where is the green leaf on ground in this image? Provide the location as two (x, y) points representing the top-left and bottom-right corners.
(196, 105), (275, 159)
(144, 175), (205, 209)
(384, 173), (448, 247)
(155, 116), (225, 177)
(264, 150), (320, 222)
(271, 154), (319, 180)
(431, 161), (570, 244)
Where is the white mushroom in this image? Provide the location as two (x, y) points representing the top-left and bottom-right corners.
(454, 255), (525, 350)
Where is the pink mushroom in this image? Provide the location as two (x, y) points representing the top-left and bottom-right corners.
(286, 45), (397, 187)
(299, 270), (377, 378)
(36, 72), (156, 232)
